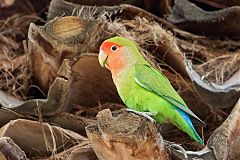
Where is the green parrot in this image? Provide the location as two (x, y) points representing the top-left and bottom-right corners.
(98, 36), (205, 144)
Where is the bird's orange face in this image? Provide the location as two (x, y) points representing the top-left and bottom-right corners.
(99, 41), (127, 75)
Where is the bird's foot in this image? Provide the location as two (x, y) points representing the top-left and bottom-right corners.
(164, 140), (188, 158)
(126, 109), (156, 123)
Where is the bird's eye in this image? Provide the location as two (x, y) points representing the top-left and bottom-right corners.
(111, 45), (118, 51)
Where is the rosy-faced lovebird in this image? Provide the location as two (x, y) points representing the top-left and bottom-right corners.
(98, 36), (205, 144)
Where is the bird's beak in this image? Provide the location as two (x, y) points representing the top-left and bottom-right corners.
(98, 49), (108, 68)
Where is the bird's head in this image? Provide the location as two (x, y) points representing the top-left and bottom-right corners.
(98, 36), (144, 75)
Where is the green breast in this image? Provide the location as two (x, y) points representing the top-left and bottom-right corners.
(114, 66), (171, 114)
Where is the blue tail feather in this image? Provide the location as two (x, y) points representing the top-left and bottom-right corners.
(176, 108), (204, 144)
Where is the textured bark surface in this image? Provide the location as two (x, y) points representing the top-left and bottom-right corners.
(86, 109), (168, 160)
(168, 0), (240, 39)
(3, 59), (70, 116)
(28, 16), (120, 108)
(0, 137), (28, 160)
(0, 119), (89, 157)
(28, 17), (95, 93)
(207, 99), (240, 160)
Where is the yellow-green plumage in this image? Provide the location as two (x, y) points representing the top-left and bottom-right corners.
(99, 36), (205, 144)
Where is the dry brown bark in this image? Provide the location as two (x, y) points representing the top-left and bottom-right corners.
(84, 99), (240, 160)
(0, 0), (50, 19)
(193, 0), (240, 8)
(28, 16), (120, 108)
(167, 0), (240, 39)
(86, 109), (169, 160)
(0, 119), (90, 158)
(0, 137), (28, 160)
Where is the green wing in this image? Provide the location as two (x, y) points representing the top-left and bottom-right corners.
(134, 64), (205, 126)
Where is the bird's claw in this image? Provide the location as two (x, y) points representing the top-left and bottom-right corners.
(164, 140), (188, 158)
(126, 109), (156, 123)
